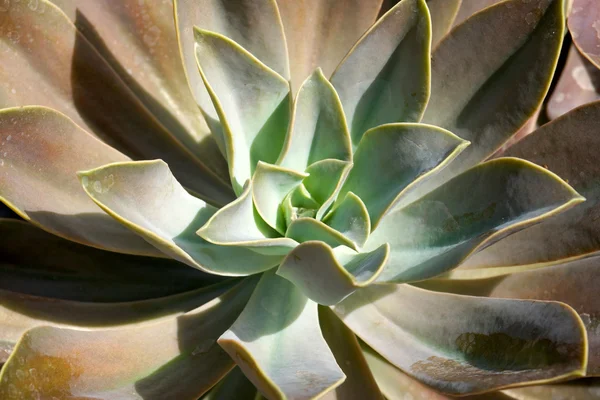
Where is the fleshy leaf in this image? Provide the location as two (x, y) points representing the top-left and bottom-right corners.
(331, 0), (432, 146)
(319, 307), (383, 400)
(0, 280), (237, 363)
(369, 158), (583, 283)
(194, 28), (291, 193)
(569, 0), (600, 69)
(547, 47), (600, 120)
(276, 0), (383, 90)
(197, 181), (297, 256)
(0, 279), (255, 399)
(465, 102), (600, 268)
(202, 367), (259, 400)
(504, 380), (600, 400)
(452, 0), (503, 26)
(79, 160), (282, 276)
(286, 218), (357, 251)
(323, 192), (371, 249)
(0, 219), (222, 302)
(428, 253), (600, 376)
(337, 123), (469, 228)
(252, 162), (308, 234)
(303, 159), (353, 220)
(0, 106), (160, 256)
(277, 241), (389, 305)
(334, 284), (587, 395)
(218, 270), (345, 400)
(411, 0), (565, 205)
(278, 68), (352, 171)
(426, 0), (462, 48)
(52, 0), (231, 185)
(0, 0), (233, 203)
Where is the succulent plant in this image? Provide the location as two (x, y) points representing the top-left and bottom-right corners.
(1, 0), (600, 398)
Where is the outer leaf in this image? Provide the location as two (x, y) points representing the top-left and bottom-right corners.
(0, 107), (160, 256)
(278, 69), (352, 171)
(0, 280), (237, 362)
(286, 218), (358, 251)
(202, 367), (260, 400)
(277, 241), (389, 305)
(504, 379), (600, 399)
(411, 0), (565, 205)
(0, 279), (255, 400)
(319, 308), (383, 400)
(334, 284), (588, 395)
(453, 0), (503, 26)
(337, 123), (469, 228)
(427, 254), (600, 376)
(0, 219), (221, 302)
(175, 0), (289, 132)
(276, 0), (383, 90)
(252, 162), (308, 234)
(79, 160), (282, 276)
(369, 158), (583, 283)
(52, 0), (230, 185)
(465, 102), (600, 268)
(331, 0), (432, 146)
(197, 181), (297, 256)
(218, 270), (345, 400)
(323, 192), (371, 249)
(0, 0), (233, 204)
(547, 47), (600, 120)
(194, 28), (291, 193)
(426, 0), (462, 48)
(569, 0), (600, 68)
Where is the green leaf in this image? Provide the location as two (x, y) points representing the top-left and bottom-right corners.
(201, 367), (260, 400)
(0, 219), (223, 302)
(331, 0), (431, 146)
(323, 192), (371, 249)
(286, 218), (358, 250)
(426, 0), (462, 48)
(464, 102), (600, 269)
(319, 307), (383, 400)
(252, 162), (308, 234)
(277, 241), (389, 305)
(278, 68), (352, 171)
(0, 107), (161, 256)
(194, 28), (291, 193)
(0, 0), (234, 204)
(368, 158), (583, 283)
(412, 0), (565, 205)
(218, 270), (345, 399)
(425, 253), (600, 376)
(52, 0), (231, 186)
(303, 159), (353, 220)
(334, 284), (588, 395)
(79, 160), (282, 276)
(276, 0), (383, 91)
(569, 0), (600, 69)
(197, 181), (297, 256)
(0, 279), (255, 400)
(337, 123), (469, 228)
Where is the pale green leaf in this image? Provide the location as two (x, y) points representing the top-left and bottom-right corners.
(409, 0), (565, 205)
(197, 181), (297, 256)
(0, 279), (255, 400)
(218, 270), (345, 400)
(334, 284), (587, 395)
(0, 106), (161, 256)
(331, 0), (432, 146)
(323, 192), (371, 249)
(285, 218), (358, 251)
(79, 160), (282, 276)
(278, 68), (352, 171)
(277, 241), (389, 305)
(303, 159), (353, 220)
(369, 158), (583, 283)
(194, 28), (291, 193)
(337, 123), (469, 228)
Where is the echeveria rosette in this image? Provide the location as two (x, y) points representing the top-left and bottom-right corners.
(0, 0), (599, 399)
